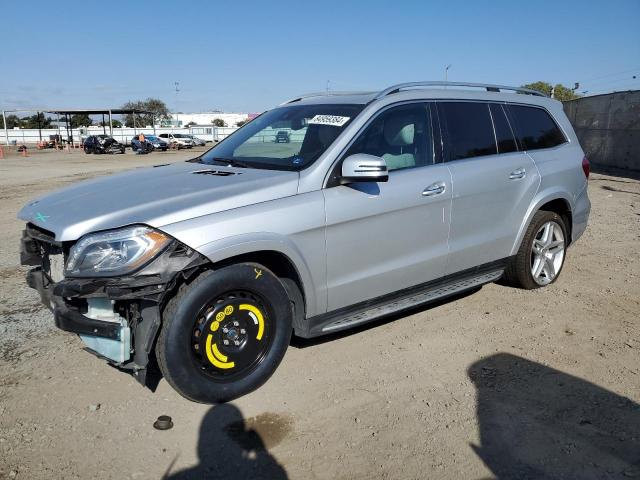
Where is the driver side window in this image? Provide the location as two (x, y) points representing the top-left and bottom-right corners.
(345, 103), (432, 172)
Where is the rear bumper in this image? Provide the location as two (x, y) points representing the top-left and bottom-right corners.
(572, 184), (591, 244)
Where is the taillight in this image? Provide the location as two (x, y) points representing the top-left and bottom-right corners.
(582, 155), (590, 179)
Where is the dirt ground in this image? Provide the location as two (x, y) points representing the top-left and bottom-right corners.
(0, 149), (639, 480)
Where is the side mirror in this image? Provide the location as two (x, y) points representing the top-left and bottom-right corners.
(341, 154), (389, 183)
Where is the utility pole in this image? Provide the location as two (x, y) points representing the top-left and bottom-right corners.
(326, 80), (330, 93)
(174, 81), (180, 127)
(2, 110), (8, 146)
(445, 64), (452, 83)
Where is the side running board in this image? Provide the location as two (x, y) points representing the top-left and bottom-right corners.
(300, 263), (507, 338)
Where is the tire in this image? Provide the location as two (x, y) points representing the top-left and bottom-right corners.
(83, 147), (91, 154)
(502, 210), (568, 289)
(156, 263), (293, 403)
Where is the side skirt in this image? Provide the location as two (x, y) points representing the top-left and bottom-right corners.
(297, 258), (509, 338)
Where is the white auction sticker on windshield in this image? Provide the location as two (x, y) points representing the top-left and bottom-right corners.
(308, 115), (350, 127)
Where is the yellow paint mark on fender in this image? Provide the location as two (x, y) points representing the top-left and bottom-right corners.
(254, 268), (263, 279)
(240, 304), (265, 340)
(205, 335), (235, 369)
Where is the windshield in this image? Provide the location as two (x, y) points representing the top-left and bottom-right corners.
(198, 104), (363, 170)
(174, 134), (189, 138)
(146, 135), (159, 141)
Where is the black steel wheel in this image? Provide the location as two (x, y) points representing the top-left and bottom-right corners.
(156, 264), (293, 403)
(190, 290), (274, 381)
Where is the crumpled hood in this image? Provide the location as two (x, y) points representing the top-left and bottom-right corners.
(18, 162), (299, 241)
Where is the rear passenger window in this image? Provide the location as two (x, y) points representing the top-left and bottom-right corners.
(507, 105), (566, 150)
(489, 104), (518, 154)
(439, 102), (497, 160)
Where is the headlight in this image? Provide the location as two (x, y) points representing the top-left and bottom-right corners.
(65, 225), (171, 277)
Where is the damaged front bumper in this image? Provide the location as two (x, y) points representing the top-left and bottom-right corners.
(21, 225), (208, 385)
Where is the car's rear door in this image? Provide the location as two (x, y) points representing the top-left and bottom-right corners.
(438, 101), (539, 274)
(323, 102), (452, 311)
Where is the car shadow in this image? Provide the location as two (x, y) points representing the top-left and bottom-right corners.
(163, 404), (288, 480)
(468, 353), (640, 479)
(590, 165), (640, 181)
(291, 286), (482, 349)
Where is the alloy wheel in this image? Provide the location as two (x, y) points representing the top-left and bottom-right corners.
(531, 221), (565, 285)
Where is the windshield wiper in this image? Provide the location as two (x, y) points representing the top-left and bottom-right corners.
(210, 158), (253, 169)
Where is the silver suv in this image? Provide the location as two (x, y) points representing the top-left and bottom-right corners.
(18, 81), (591, 403)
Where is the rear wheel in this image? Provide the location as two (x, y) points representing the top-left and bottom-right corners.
(503, 211), (567, 289)
(156, 264), (292, 403)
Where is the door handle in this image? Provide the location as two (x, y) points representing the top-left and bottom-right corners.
(422, 182), (446, 197)
(509, 168), (526, 180)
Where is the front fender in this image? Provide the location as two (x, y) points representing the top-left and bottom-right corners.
(510, 188), (574, 256)
(194, 233), (322, 317)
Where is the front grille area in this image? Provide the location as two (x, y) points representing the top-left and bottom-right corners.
(22, 224), (66, 282)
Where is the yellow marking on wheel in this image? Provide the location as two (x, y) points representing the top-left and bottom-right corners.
(240, 304), (265, 340)
(224, 305), (234, 315)
(254, 268), (263, 279)
(210, 321), (219, 332)
(205, 335), (235, 369)
(215, 311), (225, 322)
(212, 343), (229, 362)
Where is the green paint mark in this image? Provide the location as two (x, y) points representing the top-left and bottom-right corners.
(34, 212), (49, 223)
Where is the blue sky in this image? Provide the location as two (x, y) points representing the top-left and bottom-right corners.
(1, 0), (639, 113)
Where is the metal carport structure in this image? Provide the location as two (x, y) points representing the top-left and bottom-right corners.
(1, 107), (155, 145)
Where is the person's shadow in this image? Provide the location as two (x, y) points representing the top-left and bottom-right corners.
(164, 404), (288, 480)
(469, 353), (640, 479)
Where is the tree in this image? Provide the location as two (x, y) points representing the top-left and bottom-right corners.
(235, 120), (247, 127)
(212, 118), (227, 127)
(21, 113), (53, 129)
(185, 121), (197, 127)
(122, 98), (170, 127)
(99, 119), (123, 128)
(70, 114), (92, 128)
(1, 114), (23, 129)
(522, 81), (580, 101)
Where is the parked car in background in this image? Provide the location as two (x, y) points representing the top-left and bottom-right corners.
(18, 81), (590, 405)
(83, 135), (125, 154)
(142, 135), (169, 151)
(158, 133), (194, 149)
(275, 130), (290, 143)
(130, 137), (155, 154)
(184, 134), (207, 147)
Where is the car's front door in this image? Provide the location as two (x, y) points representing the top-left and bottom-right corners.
(438, 101), (540, 274)
(323, 103), (452, 312)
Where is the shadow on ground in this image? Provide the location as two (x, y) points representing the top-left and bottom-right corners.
(164, 404), (289, 479)
(469, 353), (640, 479)
(590, 165), (640, 181)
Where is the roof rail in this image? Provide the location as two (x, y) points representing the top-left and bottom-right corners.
(280, 91), (376, 106)
(375, 81), (546, 99)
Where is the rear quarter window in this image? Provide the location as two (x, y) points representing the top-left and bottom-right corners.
(507, 104), (567, 150)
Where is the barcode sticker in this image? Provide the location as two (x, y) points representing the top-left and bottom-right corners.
(308, 115), (350, 127)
